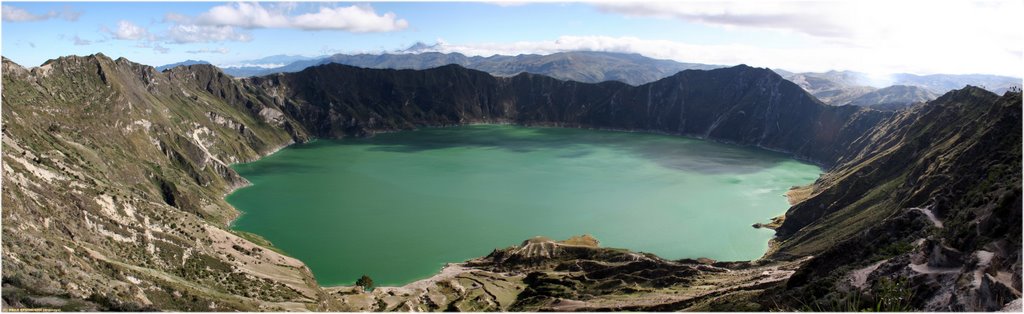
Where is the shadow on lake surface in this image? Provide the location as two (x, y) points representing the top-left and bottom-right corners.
(230, 158), (325, 176)
(297, 126), (807, 175)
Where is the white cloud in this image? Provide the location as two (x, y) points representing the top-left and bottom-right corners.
(291, 6), (409, 32)
(60, 8), (82, 22)
(592, 1), (1022, 76)
(160, 12), (251, 44)
(167, 24), (251, 43)
(152, 44), (170, 54)
(186, 47), (231, 54)
(163, 12), (191, 23)
(103, 21), (170, 54)
(155, 3), (405, 45)
(133, 41), (170, 54)
(2, 5), (48, 21)
(483, 1), (529, 7)
(109, 20), (150, 40)
(219, 62), (287, 69)
(71, 35), (92, 46)
(597, 2), (851, 41)
(2, 4), (80, 22)
(194, 2), (408, 32)
(197, 2), (290, 28)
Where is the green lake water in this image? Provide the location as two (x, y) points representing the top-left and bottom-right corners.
(226, 125), (821, 286)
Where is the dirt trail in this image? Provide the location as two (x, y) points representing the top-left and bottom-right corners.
(849, 259), (888, 289)
(912, 207), (943, 228)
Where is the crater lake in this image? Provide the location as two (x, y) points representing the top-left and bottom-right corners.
(226, 125), (821, 286)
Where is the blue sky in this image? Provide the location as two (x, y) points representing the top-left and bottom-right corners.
(2, 1), (1021, 76)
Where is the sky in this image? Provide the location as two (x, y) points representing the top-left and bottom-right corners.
(1, 1), (1021, 77)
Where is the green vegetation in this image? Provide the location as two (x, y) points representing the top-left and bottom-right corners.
(873, 240), (914, 260)
(873, 277), (914, 312)
(230, 230), (290, 256)
(780, 277), (915, 312)
(355, 275), (374, 291)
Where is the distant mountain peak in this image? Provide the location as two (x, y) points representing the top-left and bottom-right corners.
(155, 59), (211, 72)
(399, 41), (445, 54)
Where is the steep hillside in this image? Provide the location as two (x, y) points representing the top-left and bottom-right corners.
(2, 54), (1019, 311)
(773, 88), (1021, 311)
(781, 70), (877, 106)
(2, 55), (323, 311)
(846, 85), (940, 111)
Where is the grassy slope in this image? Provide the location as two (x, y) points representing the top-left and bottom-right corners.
(2, 55), (324, 310)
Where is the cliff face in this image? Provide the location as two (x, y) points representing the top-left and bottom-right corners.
(2, 55), (1019, 311)
(247, 63), (888, 166)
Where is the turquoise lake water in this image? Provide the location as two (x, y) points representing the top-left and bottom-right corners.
(227, 125), (821, 286)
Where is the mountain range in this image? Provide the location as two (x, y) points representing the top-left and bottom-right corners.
(154, 59), (210, 72)
(3, 54), (1021, 311)
(219, 51), (723, 86)
(778, 70), (1019, 110)
(165, 51), (1020, 111)
(214, 54), (324, 77)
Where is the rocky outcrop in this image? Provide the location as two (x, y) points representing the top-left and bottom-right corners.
(322, 236), (807, 312)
